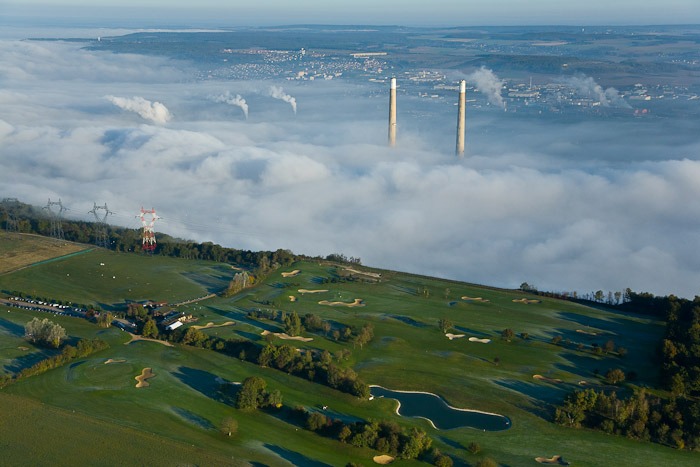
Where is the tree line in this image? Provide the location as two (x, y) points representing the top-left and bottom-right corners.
(1, 198), (362, 274)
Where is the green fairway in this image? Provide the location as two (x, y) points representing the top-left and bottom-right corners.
(0, 255), (697, 466)
(0, 248), (232, 309)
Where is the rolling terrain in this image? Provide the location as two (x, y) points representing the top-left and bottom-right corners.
(0, 233), (697, 466)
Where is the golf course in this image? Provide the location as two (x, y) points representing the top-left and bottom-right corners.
(0, 232), (698, 466)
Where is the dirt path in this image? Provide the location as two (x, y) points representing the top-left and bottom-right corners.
(125, 333), (173, 347)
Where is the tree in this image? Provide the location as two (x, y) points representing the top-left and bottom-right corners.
(433, 453), (453, 467)
(284, 311), (302, 336)
(24, 317), (66, 348)
(183, 327), (207, 347)
(96, 312), (113, 328)
(501, 328), (514, 341)
(141, 319), (158, 338)
(306, 412), (328, 431)
(606, 368), (626, 385)
(220, 416), (238, 436)
(353, 323), (374, 349)
(236, 376), (267, 410)
(438, 318), (453, 334)
(467, 441), (481, 454)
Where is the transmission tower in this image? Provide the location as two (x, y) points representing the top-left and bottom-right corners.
(43, 198), (68, 240)
(1, 198), (21, 233)
(88, 202), (114, 248)
(136, 207), (160, 252)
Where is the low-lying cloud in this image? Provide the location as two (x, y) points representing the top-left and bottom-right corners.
(1, 37), (699, 299)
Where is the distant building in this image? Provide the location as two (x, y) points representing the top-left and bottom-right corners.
(166, 320), (183, 331)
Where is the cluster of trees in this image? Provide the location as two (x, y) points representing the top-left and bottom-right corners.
(152, 327), (369, 399)
(256, 343), (370, 398)
(230, 376), (283, 410)
(0, 338), (109, 388)
(24, 317), (67, 348)
(295, 408), (433, 461)
(555, 388), (700, 449)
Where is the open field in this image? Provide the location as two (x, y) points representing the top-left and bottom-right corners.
(0, 246), (698, 466)
(0, 232), (90, 274)
(0, 241), (232, 309)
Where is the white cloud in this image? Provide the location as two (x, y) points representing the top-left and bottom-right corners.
(1, 37), (699, 299)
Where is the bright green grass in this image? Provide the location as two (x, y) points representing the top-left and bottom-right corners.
(1, 258), (698, 466)
(0, 249), (232, 309)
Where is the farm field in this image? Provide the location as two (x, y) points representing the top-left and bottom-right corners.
(0, 237), (698, 466)
(0, 232), (89, 274)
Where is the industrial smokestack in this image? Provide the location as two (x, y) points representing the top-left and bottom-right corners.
(388, 77), (397, 147)
(456, 79), (466, 157)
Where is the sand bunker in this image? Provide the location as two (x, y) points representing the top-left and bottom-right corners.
(191, 321), (235, 330)
(533, 374), (563, 384)
(373, 455), (395, 465)
(344, 268), (382, 279)
(17, 346), (29, 351)
(576, 329), (598, 336)
(535, 455), (569, 465)
(104, 358), (126, 364)
(135, 368), (155, 388)
(445, 333), (465, 340)
(468, 337), (491, 344)
(578, 380), (589, 386)
(318, 298), (365, 307)
(297, 289), (329, 294)
(281, 269), (301, 277)
(512, 298), (541, 304)
(261, 330), (313, 342)
(461, 296), (490, 303)
(289, 295), (297, 302)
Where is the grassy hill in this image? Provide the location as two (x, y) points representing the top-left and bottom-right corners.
(0, 234), (697, 466)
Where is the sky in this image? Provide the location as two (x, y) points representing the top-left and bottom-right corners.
(3, 1), (700, 27)
(1, 32), (700, 299)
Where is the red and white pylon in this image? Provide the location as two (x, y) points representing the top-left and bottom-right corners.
(136, 207), (160, 251)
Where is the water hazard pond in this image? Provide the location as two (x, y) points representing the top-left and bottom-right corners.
(370, 386), (511, 431)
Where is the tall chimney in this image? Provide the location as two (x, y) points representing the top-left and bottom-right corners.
(456, 79), (466, 157)
(388, 77), (397, 147)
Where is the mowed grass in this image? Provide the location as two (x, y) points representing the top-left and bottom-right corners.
(1, 257), (698, 466)
(0, 246), (232, 309)
(0, 232), (89, 274)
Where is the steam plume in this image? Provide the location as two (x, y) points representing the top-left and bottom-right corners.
(106, 95), (171, 124)
(468, 66), (505, 108)
(269, 86), (297, 114)
(214, 91), (249, 119)
(566, 75), (630, 108)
